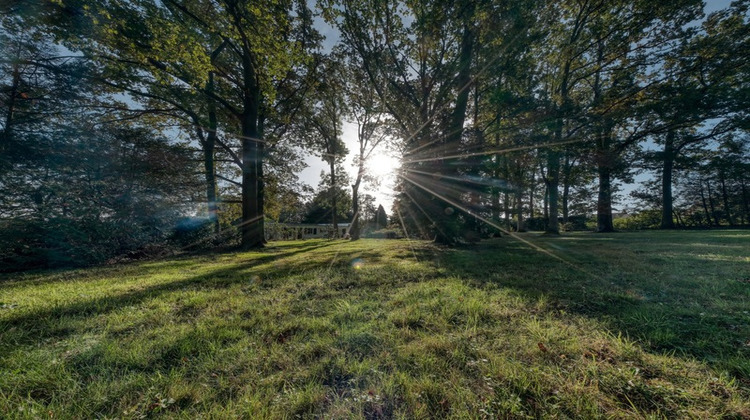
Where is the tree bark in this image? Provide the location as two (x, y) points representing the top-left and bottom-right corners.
(546, 148), (560, 234)
(330, 159), (338, 236)
(351, 154), (364, 240)
(543, 181), (549, 226)
(504, 191), (511, 231)
(741, 181), (749, 226)
(596, 160), (614, 232)
(562, 153), (572, 225)
(516, 189), (525, 232)
(595, 123), (615, 233)
(433, 19), (474, 245)
(204, 72), (220, 234)
(351, 183), (360, 240)
(706, 181), (719, 227)
(240, 53), (263, 248)
(529, 184), (535, 218)
(660, 130), (676, 229)
(1, 62), (20, 151)
(718, 169), (734, 226)
(699, 180), (712, 226)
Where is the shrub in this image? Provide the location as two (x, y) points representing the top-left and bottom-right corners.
(613, 210), (661, 230)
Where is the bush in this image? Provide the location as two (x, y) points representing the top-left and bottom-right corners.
(613, 210), (661, 230)
(0, 215), (191, 273)
(562, 215), (592, 231)
(169, 217), (216, 248)
(364, 229), (401, 239)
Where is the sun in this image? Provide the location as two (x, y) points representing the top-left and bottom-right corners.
(368, 152), (400, 178)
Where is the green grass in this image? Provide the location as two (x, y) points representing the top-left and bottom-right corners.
(1, 231), (749, 418)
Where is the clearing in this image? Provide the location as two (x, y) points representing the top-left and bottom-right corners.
(1, 230), (749, 418)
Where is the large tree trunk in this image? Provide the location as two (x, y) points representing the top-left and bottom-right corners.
(561, 153), (572, 225)
(546, 149), (560, 234)
(204, 72), (220, 234)
(529, 183), (535, 218)
(203, 135), (219, 234)
(719, 169), (734, 226)
(2, 64), (20, 147)
(596, 162), (614, 232)
(351, 184), (360, 240)
(504, 191), (511, 231)
(351, 158), (364, 240)
(258, 112), (266, 243)
(516, 189), (525, 232)
(660, 130), (676, 229)
(433, 20), (474, 245)
(741, 181), (749, 226)
(330, 159), (338, 236)
(595, 125), (615, 233)
(543, 181), (549, 225)
(240, 54), (263, 248)
(699, 180), (713, 227)
(706, 181), (719, 227)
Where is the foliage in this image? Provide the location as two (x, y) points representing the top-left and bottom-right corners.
(301, 171), (354, 225)
(0, 122), (202, 271)
(613, 211), (662, 231)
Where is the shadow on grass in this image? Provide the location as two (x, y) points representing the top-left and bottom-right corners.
(0, 240), (339, 290)
(438, 233), (750, 380)
(0, 240), (343, 345)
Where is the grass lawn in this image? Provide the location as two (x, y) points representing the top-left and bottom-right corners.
(1, 230), (749, 418)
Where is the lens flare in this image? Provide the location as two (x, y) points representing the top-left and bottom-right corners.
(351, 258), (364, 270)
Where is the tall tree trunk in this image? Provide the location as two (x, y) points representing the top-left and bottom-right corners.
(596, 162), (614, 232)
(529, 184), (535, 218)
(699, 181), (712, 227)
(595, 125), (615, 233)
(741, 181), (749, 226)
(434, 18), (474, 244)
(330, 159), (338, 236)
(660, 130), (676, 229)
(516, 189), (525, 232)
(562, 153), (571, 225)
(351, 162), (363, 240)
(706, 181), (719, 227)
(504, 191), (511, 231)
(543, 182), (549, 226)
(591, 39), (615, 233)
(1, 63), (20, 154)
(258, 111), (266, 243)
(351, 184), (360, 240)
(718, 169), (734, 226)
(204, 72), (220, 234)
(546, 149), (560, 234)
(240, 54), (263, 248)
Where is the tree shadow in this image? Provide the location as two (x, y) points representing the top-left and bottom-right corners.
(0, 240), (342, 346)
(0, 240), (339, 290)
(435, 234), (750, 380)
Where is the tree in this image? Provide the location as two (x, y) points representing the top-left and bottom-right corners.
(327, 0), (489, 244)
(302, 171), (353, 227)
(342, 51), (388, 240)
(299, 55), (349, 235)
(375, 204), (388, 230)
(39, 0), (319, 248)
(648, 4), (750, 228)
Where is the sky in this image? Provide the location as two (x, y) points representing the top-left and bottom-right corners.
(298, 123), (400, 211)
(297, 0), (735, 213)
(297, 12), (399, 210)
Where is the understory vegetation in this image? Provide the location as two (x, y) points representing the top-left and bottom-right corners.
(1, 231), (748, 418)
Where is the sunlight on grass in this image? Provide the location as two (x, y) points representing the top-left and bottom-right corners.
(1, 232), (749, 418)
